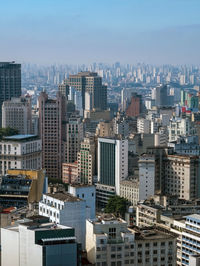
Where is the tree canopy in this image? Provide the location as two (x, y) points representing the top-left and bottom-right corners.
(105, 195), (128, 218)
(0, 127), (19, 140)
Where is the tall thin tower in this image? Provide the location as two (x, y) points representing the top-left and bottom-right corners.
(0, 62), (21, 127)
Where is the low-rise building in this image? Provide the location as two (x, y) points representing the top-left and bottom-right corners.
(119, 179), (139, 206)
(0, 134), (42, 175)
(68, 184), (96, 219)
(0, 169), (47, 208)
(1, 215), (81, 266)
(86, 214), (177, 266)
(39, 192), (87, 249)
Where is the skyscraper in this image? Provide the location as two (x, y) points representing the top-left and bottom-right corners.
(97, 137), (128, 195)
(66, 71), (107, 111)
(0, 62), (21, 127)
(38, 91), (66, 179)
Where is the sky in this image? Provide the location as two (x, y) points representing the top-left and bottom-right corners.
(1, 0), (200, 65)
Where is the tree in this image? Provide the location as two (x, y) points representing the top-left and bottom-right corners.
(0, 127), (19, 140)
(105, 195), (128, 218)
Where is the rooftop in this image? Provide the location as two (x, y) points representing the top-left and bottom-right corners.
(3, 134), (38, 141)
(45, 192), (83, 202)
(130, 227), (176, 240)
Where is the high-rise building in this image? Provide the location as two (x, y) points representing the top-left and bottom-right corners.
(2, 96), (32, 134)
(138, 154), (156, 201)
(97, 137), (128, 195)
(38, 92), (66, 179)
(0, 62), (21, 127)
(65, 115), (84, 163)
(77, 137), (95, 184)
(66, 71), (107, 111)
(126, 93), (142, 117)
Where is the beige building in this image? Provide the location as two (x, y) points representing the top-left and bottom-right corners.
(119, 179), (139, 206)
(86, 214), (177, 266)
(163, 155), (200, 200)
(96, 121), (113, 137)
(77, 137), (95, 184)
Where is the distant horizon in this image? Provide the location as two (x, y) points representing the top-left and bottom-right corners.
(2, 0), (200, 65)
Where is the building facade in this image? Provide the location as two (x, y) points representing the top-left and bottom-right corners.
(77, 137), (95, 184)
(2, 96), (32, 135)
(38, 91), (66, 179)
(0, 135), (42, 175)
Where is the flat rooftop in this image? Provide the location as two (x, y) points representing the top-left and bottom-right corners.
(3, 134), (38, 141)
(130, 227), (176, 240)
(45, 192), (83, 202)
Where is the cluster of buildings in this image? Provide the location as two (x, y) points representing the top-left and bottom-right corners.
(1, 61), (200, 265)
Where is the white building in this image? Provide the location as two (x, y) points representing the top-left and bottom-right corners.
(2, 96), (32, 135)
(168, 117), (195, 142)
(68, 184), (96, 219)
(0, 135), (42, 175)
(138, 154), (155, 201)
(39, 192), (87, 248)
(137, 118), (151, 134)
(1, 216), (79, 266)
(98, 137), (128, 195)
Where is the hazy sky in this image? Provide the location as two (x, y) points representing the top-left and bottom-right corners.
(1, 0), (200, 64)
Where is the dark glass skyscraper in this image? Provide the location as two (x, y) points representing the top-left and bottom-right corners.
(0, 62), (21, 127)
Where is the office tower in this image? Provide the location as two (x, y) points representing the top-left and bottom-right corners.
(77, 137), (95, 184)
(0, 169), (46, 208)
(138, 154), (156, 201)
(86, 214), (177, 266)
(153, 84), (171, 107)
(1, 216), (81, 266)
(68, 87), (83, 116)
(65, 115), (84, 163)
(97, 137), (128, 195)
(0, 135), (42, 175)
(2, 96), (32, 134)
(0, 62), (21, 127)
(66, 71), (107, 111)
(126, 93), (142, 117)
(38, 91), (66, 179)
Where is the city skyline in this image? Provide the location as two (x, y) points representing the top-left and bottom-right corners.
(1, 0), (200, 64)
